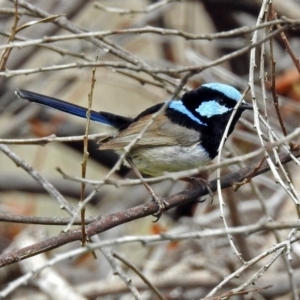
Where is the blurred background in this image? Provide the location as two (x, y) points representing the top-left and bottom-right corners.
(1, 0), (300, 299)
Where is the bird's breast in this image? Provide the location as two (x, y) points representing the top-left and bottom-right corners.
(120, 143), (211, 177)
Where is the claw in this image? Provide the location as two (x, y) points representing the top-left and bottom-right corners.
(151, 195), (169, 222)
(189, 177), (214, 203)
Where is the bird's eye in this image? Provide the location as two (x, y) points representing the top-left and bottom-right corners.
(218, 98), (225, 105)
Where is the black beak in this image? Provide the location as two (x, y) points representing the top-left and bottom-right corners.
(239, 101), (253, 110)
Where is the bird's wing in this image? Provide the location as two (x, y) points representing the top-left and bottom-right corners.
(99, 113), (200, 150)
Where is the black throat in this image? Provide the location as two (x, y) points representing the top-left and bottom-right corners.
(199, 109), (245, 159)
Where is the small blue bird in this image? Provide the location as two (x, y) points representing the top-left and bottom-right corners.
(15, 83), (252, 217)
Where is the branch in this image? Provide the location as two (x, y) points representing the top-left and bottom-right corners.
(0, 24), (290, 78)
(0, 19), (295, 51)
(0, 148), (299, 267)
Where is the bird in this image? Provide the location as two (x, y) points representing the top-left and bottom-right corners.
(15, 83), (252, 219)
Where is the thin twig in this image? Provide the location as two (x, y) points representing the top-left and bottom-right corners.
(113, 251), (166, 300)
(0, 144), (75, 215)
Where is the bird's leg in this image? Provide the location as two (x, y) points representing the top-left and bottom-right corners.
(126, 157), (169, 221)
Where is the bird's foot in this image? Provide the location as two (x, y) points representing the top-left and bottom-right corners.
(151, 193), (169, 222)
(189, 177), (214, 203)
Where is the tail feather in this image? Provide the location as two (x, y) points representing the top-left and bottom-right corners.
(15, 89), (129, 128)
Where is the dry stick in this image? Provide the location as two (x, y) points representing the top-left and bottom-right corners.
(7, 229), (87, 300)
(249, 3), (299, 299)
(0, 0), (19, 71)
(0, 28), (167, 90)
(258, 117), (300, 167)
(0, 212), (300, 232)
(216, 88), (250, 263)
(271, 9), (300, 148)
(210, 285), (272, 299)
(157, 24), (286, 84)
(271, 12), (300, 74)
(10, 0), (179, 91)
(230, 247), (284, 295)
(0, 144), (75, 216)
(268, 7), (300, 216)
(0, 20), (294, 51)
(0, 232), (300, 299)
(95, 0), (177, 15)
(0, 213), (101, 225)
(79, 60), (96, 246)
(256, 12), (272, 194)
(249, 1), (300, 207)
(266, 6), (299, 291)
(268, 12), (300, 295)
(246, 8), (278, 223)
(0, 29), (94, 59)
(0, 7), (37, 16)
(100, 247), (141, 300)
(1, 226), (299, 298)
(268, 5), (298, 216)
(0, 133), (107, 145)
(0, 148), (300, 268)
(224, 188), (252, 261)
(269, 10), (288, 138)
(0, 30), (171, 91)
(113, 252), (166, 300)
(0, 24), (290, 79)
(205, 235), (299, 298)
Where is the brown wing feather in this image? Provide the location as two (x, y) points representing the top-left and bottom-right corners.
(99, 114), (200, 150)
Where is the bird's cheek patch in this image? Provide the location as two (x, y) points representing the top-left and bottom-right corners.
(195, 101), (231, 118)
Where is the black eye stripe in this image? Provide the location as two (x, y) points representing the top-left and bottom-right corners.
(181, 88), (238, 112)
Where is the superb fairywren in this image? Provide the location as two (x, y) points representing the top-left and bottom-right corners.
(15, 83), (252, 218)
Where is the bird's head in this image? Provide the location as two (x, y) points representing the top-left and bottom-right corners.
(167, 83), (252, 135)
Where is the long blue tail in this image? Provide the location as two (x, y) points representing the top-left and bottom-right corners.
(15, 89), (115, 126)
